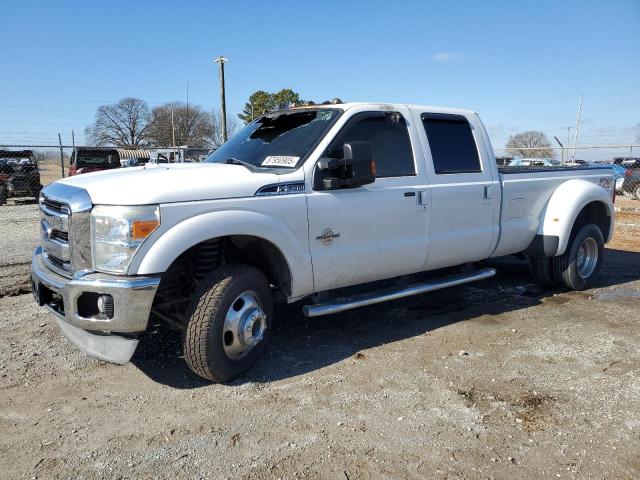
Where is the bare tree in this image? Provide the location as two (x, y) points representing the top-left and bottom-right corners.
(506, 131), (555, 158)
(147, 103), (238, 148)
(210, 110), (238, 147)
(148, 103), (215, 147)
(85, 98), (152, 147)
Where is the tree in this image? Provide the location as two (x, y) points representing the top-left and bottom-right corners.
(238, 91), (273, 124)
(210, 110), (238, 147)
(272, 88), (302, 111)
(506, 131), (555, 158)
(238, 89), (303, 124)
(85, 97), (152, 147)
(148, 102), (214, 147)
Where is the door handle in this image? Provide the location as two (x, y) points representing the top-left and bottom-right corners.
(418, 190), (428, 206)
(483, 185), (492, 205)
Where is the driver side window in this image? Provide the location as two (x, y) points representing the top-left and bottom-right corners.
(329, 112), (416, 178)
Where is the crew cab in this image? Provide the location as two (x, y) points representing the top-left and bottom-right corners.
(31, 102), (615, 382)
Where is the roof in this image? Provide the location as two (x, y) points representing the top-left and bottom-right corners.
(283, 102), (476, 116)
(0, 150), (35, 159)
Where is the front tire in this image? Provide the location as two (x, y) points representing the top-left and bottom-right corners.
(633, 184), (640, 201)
(552, 224), (604, 291)
(183, 265), (273, 383)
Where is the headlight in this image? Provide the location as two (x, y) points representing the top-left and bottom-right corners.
(91, 205), (160, 274)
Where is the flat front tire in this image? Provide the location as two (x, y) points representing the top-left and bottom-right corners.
(553, 223), (604, 291)
(183, 264), (273, 383)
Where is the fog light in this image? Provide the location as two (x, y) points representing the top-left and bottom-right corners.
(97, 294), (114, 318)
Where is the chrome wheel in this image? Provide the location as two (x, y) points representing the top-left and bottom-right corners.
(576, 237), (598, 279)
(222, 291), (267, 359)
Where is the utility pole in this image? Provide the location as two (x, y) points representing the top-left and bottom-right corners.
(572, 95), (583, 161)
(214, 56), (229, 142)
(57, 133), (65, 178)
(186, 80), (189, 146)
(564, 127), (572, 165)
(171, 102), (176, 147)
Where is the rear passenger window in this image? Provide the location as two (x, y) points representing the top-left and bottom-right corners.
(330, 112), (415, 177)
(421, 114), (481, 174)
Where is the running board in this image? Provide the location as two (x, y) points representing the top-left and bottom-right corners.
(302, 268), (497, 317)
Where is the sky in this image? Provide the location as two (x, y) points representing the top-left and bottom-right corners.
(0, 0), (638, 159)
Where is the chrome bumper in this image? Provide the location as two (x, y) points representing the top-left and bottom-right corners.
(31, 246), (160, 364)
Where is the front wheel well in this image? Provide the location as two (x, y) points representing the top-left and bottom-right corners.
(150, 236), (291, 330)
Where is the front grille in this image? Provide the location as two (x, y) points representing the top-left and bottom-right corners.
(51, 230), (68, 242)
(42, 197), (69, 214)
(40, 193), (72, 276)
(46, 253), (71, 271)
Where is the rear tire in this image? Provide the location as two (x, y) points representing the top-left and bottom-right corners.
(529, 256), (556, 286)
(183, 264), (273, 383)
(633, 184), (640, 201)
(552, 223), (604, 291)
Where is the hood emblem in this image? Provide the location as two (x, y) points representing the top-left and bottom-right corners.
(316, 228), (340, 246)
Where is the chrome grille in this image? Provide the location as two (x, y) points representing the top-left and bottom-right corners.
(40, 193), (72, 277)
(42, 197), (69, 214)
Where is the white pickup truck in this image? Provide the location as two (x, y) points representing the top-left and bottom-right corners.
(32, 102), (616, 382)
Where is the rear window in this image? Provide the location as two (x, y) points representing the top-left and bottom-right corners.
(421, 114), (481, 174)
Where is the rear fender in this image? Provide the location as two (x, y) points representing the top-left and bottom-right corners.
(538, 179), (614, 256)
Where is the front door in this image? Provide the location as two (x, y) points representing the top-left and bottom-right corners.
(306, 107), (430, 292)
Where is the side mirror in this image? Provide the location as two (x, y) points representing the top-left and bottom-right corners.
(316, 141), (376, 190)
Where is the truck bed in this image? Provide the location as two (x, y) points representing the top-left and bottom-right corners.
(492, 164), (614, 258)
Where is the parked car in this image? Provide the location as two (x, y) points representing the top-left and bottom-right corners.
(0, 159), (12, 205)
(621, 161), (640, 199)
(69, 148), (150, 176)
(508, 158), (555, 167)
(32, 102), (615, 382)
(0, 151), (42, 204)
(611, 164), (627, 194)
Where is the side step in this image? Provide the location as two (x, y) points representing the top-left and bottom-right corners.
(303, 267), (497, 317)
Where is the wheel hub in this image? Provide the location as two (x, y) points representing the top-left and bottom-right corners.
(222, 291), (266, 358)
(576, 237), (598, 279)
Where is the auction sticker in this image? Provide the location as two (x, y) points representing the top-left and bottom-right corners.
(262, 156), (299, 167)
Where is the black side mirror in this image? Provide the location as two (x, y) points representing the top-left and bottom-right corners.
(316, 141), (375, 190)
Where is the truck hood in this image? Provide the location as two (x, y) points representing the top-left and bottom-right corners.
(57, 163), (283, 205)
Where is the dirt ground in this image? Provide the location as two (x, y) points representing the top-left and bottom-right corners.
(1, 212), (639, 479)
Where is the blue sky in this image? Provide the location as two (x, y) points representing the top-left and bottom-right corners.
(1, 0), (638, 157)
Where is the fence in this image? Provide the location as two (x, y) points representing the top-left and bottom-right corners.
(0, 143), (639, 296)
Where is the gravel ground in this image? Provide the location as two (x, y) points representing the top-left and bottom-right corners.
(0, 212), (639, 479)
(0, 202), (39, 267)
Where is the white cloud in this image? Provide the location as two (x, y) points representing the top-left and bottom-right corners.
(433, 52), (462, 62)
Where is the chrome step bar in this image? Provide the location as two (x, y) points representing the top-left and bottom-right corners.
(303, 268), (497, 317)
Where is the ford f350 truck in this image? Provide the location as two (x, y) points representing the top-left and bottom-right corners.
(31, 102), (615, 382)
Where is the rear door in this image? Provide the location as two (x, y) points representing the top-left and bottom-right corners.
(305, 106), (431, 292)
(412, 110), (500, 270)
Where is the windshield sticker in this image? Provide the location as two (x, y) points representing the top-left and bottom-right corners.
(262, 156), (300, 167)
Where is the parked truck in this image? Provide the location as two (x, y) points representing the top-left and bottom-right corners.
(31, 102), (615, 382)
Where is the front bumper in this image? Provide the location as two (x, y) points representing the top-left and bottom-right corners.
(31, 246), (160, 364)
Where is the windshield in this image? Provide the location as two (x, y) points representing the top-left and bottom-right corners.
(205, 108), (340, 168)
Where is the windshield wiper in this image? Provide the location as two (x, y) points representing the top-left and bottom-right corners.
(223, 158), (255, 170)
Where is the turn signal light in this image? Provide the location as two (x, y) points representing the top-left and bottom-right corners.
(132, 219), (160, 239)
